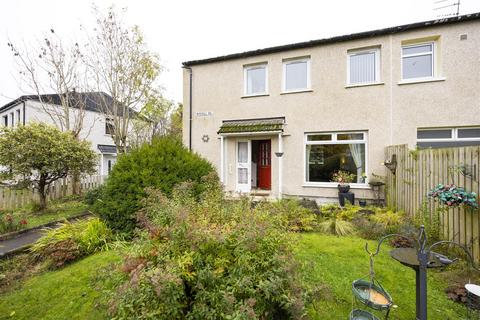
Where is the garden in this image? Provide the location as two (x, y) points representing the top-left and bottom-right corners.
(0, 134), (478, 319)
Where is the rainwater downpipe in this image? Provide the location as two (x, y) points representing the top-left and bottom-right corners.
(183, 65), (193, 151)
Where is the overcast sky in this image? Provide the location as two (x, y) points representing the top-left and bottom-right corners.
(1, 0), (479, 106)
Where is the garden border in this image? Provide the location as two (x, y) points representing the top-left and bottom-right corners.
(0, 211), (91, 241)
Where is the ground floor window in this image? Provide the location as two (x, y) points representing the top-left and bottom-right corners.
(305, 132), (367, 184)
(417, 127), (480, 148)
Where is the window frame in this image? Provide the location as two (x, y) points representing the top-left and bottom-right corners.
(16, 109), (21, 126)
(282, 57), (311, 93)
(347, 48), (381, 85)
(2, 115), (7, 127)
(417, 127), (480, 143)
(303, 131), (369, 188)
(243, 63), (268, 97)
(105, 118), (115, 135)
(401, 41), (435, 81)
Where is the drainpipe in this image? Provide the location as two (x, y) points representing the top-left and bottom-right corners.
(22, 101), (26, 125)
(182, 65), (193, 151)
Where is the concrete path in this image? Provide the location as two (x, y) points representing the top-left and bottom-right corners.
(0, 228), (46, 256)
(0, 212), (91, 257)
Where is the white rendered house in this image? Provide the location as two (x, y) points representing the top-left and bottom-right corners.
(0, 92), (123, 176)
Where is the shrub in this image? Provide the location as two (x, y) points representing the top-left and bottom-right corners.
(318, 218), (354, 236)
(0, 212), (28, 234)
(108, 184), (306, 319)
(93, 137), (215, 234)
(84, 185), (105, 206)
(370, 208), (404, 233)
(352, 216), (386, 240)
(255, 199), (318, 232)
(30, 218), (112, 269)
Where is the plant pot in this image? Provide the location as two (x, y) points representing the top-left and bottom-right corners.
(359, 199), (367, 207)
(338, 184), (350, 193)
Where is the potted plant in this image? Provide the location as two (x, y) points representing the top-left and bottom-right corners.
(331, 170), (356, 193)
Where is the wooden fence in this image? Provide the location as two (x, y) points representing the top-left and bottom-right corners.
(385, 144), (480, 260)
(0, 175), (106, 211)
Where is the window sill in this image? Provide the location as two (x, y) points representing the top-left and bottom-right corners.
(345, 82), (384, 88)
(241, 93), (269, 99)
(302, 183), (371, 190)
(280, 89), (313, 95)
(398, 77), (446, 85)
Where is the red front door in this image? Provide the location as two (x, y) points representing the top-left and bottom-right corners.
(257, 140), (271, 190)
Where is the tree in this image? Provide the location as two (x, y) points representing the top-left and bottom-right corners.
(8, 30), (91, 139)
(168, 103), (183, 140)
(129, 94), (173, 147)
(0, 123), (97, 209)
(84, 6), (162, 153)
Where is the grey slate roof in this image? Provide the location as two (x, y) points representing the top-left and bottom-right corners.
(218, 117), (285, 134)
(0, 92), (135, 117)
(183, 12), (480, 66)
(97, 144), (117, 154)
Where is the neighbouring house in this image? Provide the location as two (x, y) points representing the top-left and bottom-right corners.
(182, 13), (480, 203)
(0, 92), (124, 176)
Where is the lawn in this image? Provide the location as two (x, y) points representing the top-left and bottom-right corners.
(2, 197), (88, 233)
(0, 251), (120, 320)
(0, 233), (467, 320)
(297, 233), (466, 319)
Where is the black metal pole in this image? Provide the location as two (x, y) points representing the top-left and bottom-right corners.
(417, 226), (428, 320)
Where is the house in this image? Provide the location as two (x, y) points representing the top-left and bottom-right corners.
(182, 13), (480, 203)
(0, 92), (121, 176)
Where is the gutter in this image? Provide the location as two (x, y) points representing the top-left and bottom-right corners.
(182, 66), (193, 151)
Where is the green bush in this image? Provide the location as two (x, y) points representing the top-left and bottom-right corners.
(93, 137), (215, 234)
(30, 218), (112, 269)
(255, 199), (318, 232)
(84, 185), (105, 206)
(108, 184), (305, 319)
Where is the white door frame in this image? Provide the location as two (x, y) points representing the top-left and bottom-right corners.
(236, 139), (251, 193)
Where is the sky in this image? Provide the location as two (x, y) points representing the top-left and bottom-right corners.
(1, 0), (479, 106)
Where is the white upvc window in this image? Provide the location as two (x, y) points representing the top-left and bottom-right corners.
(401, 42), (435, 80)
(304, 131), (368, 186)
(347, 48), (380, 85)
(282, 57), (311, 92)
(417, 127), (480, 148)
(244, 63), (268, 96)
(16, 109), (21, 126)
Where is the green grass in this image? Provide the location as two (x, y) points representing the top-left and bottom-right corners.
(2, 198), (88, 233)
(0, 250), (120, 320)
(297, 233), (466, 319)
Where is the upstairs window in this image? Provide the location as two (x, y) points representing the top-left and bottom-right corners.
(417, 127), (480, 148)
(402, 42), (434, 80)
(16, 109), (21, 126)
(283, 57), (310, 92)
(348, 48), (380, 85)
(244, 64), (267, 96)
(105, 118), (115, 135)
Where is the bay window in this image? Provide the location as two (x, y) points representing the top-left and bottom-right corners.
(305, 132), (367, 184)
